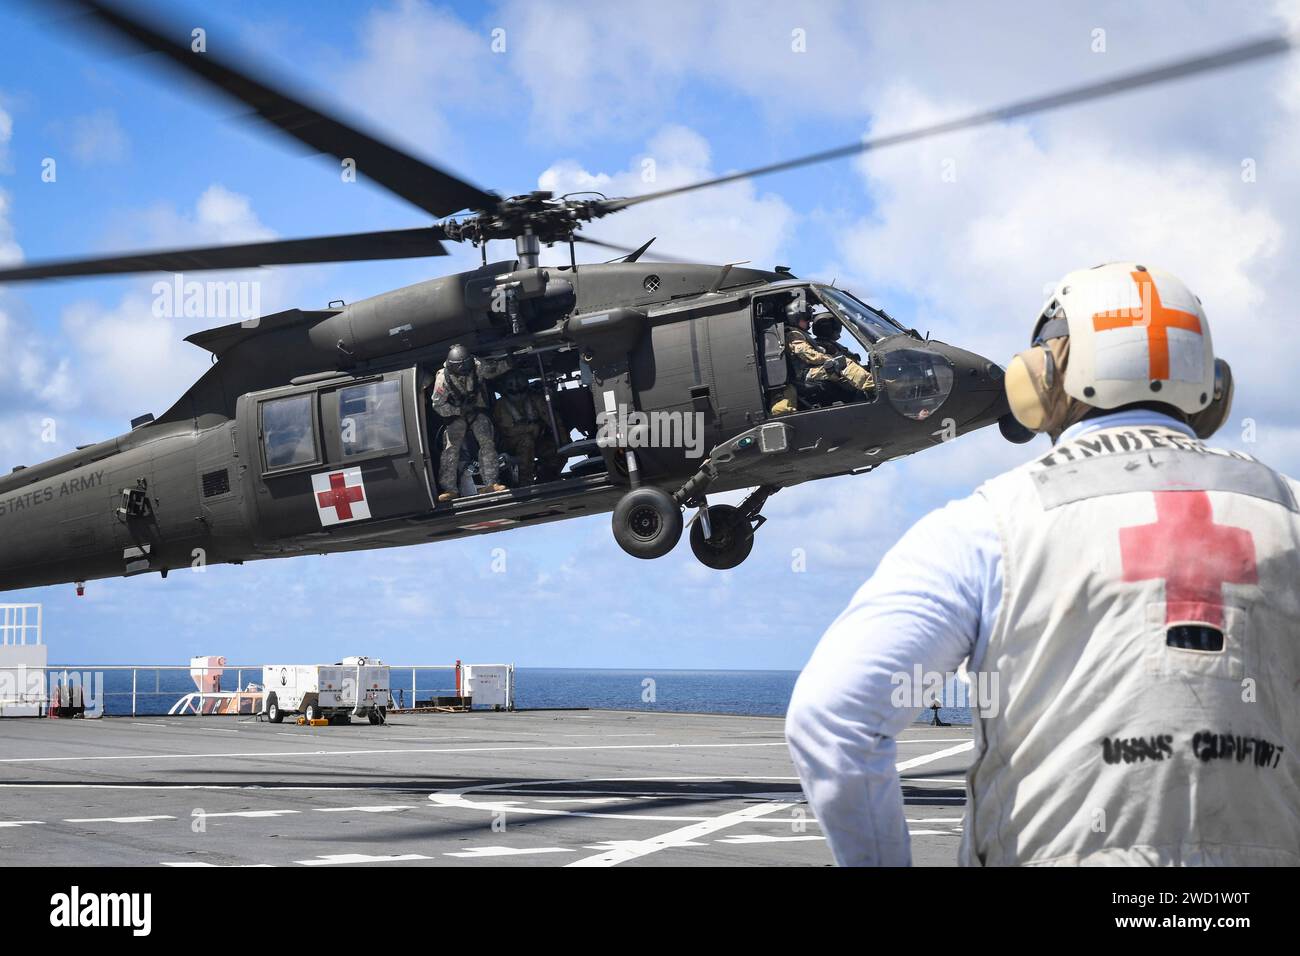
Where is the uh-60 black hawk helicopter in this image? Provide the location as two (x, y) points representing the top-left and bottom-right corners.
(0, 1), (1288, 593)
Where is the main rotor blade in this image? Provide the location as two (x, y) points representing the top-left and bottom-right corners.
(573, 235), (690, 263)
(0, 227), (448, 282)
(601, 32), (1292, 212)
(60, 0), (498, 218)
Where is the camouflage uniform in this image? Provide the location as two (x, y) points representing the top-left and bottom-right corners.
(432, 356), (510, 495)
(772, 325), (875, 414)
(494, 386), (564, 485)
(803, 330), (876, 394)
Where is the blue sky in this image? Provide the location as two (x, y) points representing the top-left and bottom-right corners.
(0, 1), (1297, 672)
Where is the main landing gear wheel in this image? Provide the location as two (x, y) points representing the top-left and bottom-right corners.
(612, 487), (683, 559)
(689, 504), (755, 570)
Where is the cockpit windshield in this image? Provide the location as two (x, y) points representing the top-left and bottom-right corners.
(815, 286), (912, 344)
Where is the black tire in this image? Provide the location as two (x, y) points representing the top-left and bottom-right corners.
(612, 487), (683, 559)
(266, 696), (283, 724)
(304, 703), (319, 722)
(690, 504), (755, 570)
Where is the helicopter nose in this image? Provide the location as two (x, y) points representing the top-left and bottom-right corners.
(923, 343), (1032, 443)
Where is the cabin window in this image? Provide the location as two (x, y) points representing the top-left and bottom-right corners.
(261, 394), (319, 470)
(338, 380), (406, 457)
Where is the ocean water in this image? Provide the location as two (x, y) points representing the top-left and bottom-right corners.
(49, 666), (971, 724)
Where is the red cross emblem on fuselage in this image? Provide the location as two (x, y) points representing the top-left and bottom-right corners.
(311, 467), (370, 526)
(1092, 270), (1202, 381)
(317, 472), (364, 520)
(1119, 490), (1257, 628)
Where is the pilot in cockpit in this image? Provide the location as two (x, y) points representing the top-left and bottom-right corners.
(778, 301), (876, 412)
(803, 310), (876, 404)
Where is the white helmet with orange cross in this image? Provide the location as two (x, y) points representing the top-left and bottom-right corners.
(1004, 261), (1233, 440)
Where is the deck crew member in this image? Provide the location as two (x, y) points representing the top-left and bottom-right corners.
(432, 344), (511, 501)
(787, 262), (1300, 866)
(494, 372), (565, 485)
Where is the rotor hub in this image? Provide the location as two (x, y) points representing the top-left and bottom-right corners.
(440, 192), (613, 247)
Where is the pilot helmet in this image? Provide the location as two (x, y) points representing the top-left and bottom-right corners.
(810, 312), (840, 339)
(784, 299), (813, 326)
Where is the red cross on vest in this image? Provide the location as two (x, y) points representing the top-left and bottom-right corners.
(1119, 490), (1257, 627)
(1091, 270), (1203, 381)
(311, 467), (371, 526)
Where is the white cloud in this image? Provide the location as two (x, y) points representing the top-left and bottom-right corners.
(538, 126), (795, 266)
(60, 185), (304, 423)
(0, 104), (18, 266)
(336, 0), (509, 161)
(0, 102), (12, 174)
(62, 109), (129, 166)
(123, 183), (277, 249)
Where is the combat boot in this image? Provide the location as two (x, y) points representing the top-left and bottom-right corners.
(437, 491), (457, 503)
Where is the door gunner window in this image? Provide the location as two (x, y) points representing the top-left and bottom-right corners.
(262, 394), (318, 469)
(339, 380), (406, 457)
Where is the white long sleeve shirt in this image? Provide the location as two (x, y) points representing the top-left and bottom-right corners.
(784, 409), (1198, 866)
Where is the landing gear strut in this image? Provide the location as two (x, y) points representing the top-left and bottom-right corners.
(687, 485), (778, 570)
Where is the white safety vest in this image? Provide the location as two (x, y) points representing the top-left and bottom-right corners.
(964, 423), (1300, 866)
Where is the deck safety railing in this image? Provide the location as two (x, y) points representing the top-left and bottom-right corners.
(43, 664), (473, 717)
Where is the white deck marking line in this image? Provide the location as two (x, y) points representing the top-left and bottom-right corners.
(297, 853), (431, 865)
(444, 846), (573, 858)
(195, 810), (299, 818)
(199, 728), (241, 734)
(567, 800), (794, 867)
(897, 741), (974, 772)
(905, 776), (967, 783)
(907, 817), (964, 823)
(0, 741), (789, 764)
(715, 834), (824, 844)
(581, 840), (702, 850)
(908, 829), (958, 836)
(162, 862), (272, 867)
(64, 815), (175, 823)
(0, 820), (44, 828)
(897, 738), (973, 745)
(313, 805), (415, 813)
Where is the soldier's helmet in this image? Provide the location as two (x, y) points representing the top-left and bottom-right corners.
(811, 312), (841, 339)
(445, 344), (473, 376)
(784, 299), (813, 326)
